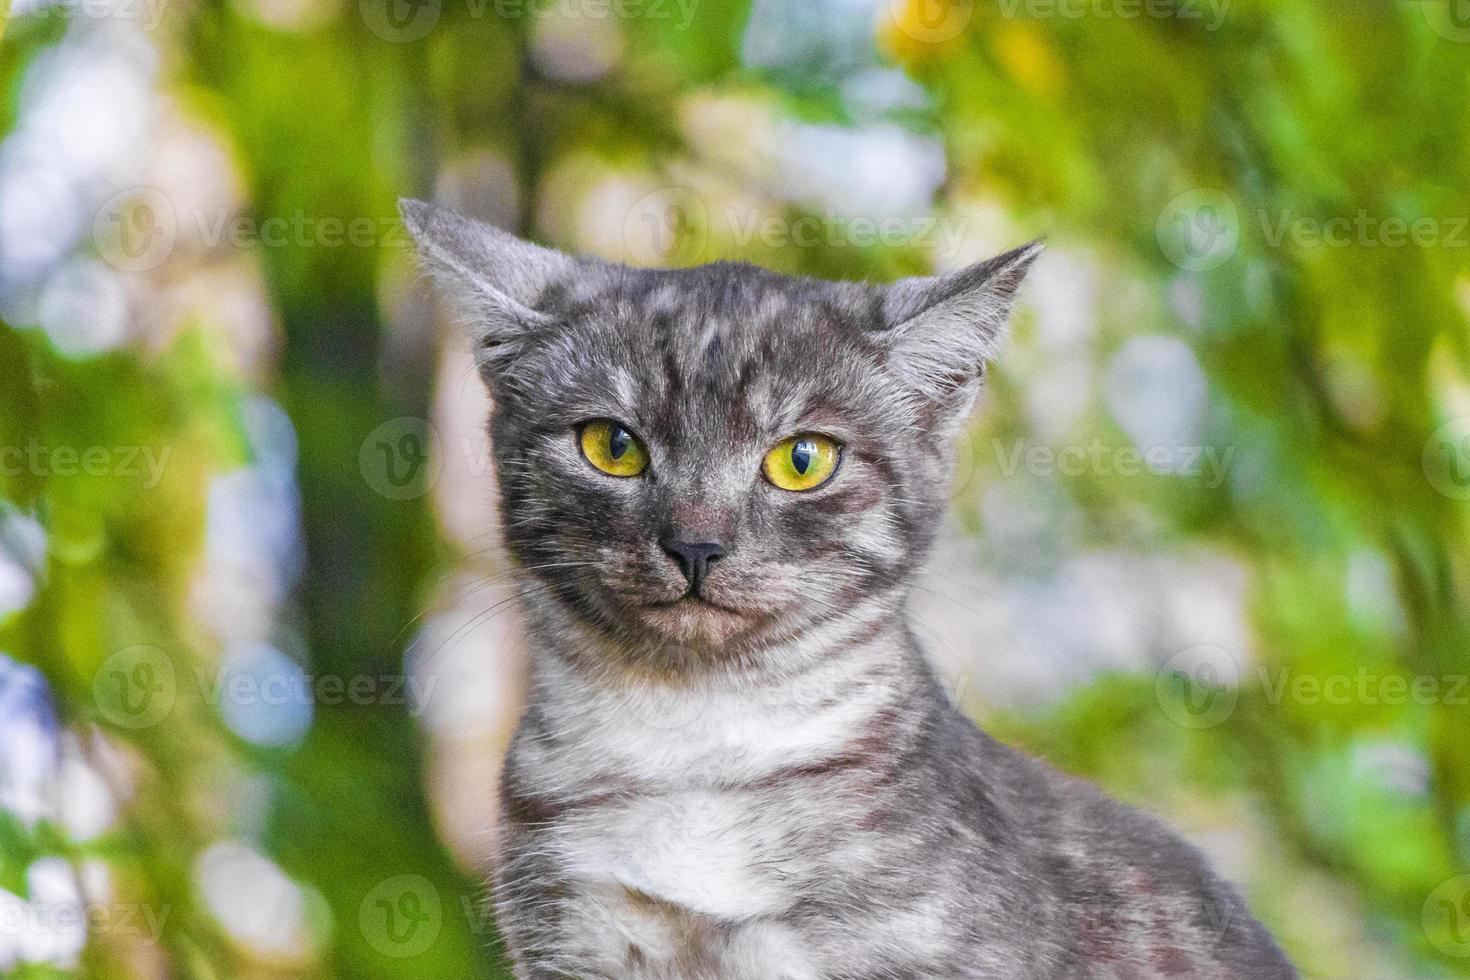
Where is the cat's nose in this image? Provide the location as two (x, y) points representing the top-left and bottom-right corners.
(660, 539), (725, 595)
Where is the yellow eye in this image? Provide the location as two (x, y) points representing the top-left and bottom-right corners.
(762, 434), (841, 492)
(579, 420), (649, 477)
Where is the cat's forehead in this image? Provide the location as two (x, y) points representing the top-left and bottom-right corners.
(528, 262), (893, 438)
(538, 261), (883, 335)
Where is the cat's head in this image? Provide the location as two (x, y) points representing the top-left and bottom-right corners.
(402, 199), (1038, 666)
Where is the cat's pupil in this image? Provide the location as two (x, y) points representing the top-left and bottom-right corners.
(608, 427), (631, 460)
(791, 440), (815, 475)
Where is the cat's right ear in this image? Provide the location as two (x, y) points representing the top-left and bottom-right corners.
(399, 199), (574, 384)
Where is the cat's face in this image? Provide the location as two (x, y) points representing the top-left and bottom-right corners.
(481, 265), (953, 656)
(403, 201), (1037, 665)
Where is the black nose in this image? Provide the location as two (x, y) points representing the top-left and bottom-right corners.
(660, 539), (725, 595)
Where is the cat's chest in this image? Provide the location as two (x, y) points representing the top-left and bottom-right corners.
(518, 787), (833, 980)
(548, 786), (803, 922)
(503, 662), (902, 943)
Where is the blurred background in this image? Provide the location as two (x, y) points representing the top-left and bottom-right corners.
(1, 0), (1469, 976)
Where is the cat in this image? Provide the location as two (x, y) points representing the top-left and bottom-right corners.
(401, 198), (1296, 980)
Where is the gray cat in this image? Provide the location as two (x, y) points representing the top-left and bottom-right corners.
(401, 199), (1295, 980)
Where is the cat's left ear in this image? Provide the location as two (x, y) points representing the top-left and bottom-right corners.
(880, 241), (1042, 424)
(399, 198), (575, 388)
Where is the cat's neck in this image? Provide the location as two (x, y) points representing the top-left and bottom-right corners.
(512, 589), (940, 789)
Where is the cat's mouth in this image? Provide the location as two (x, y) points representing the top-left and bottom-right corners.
(633, 593), (758, 646)
(644, 593), (745, 616)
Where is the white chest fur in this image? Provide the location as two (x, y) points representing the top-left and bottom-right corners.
(519, 674), (881, 917)
(501, 633), (911, 977)
(553, 788), (791, 920)
(528, 789), (827, 980)
(524, 642), (900, 787)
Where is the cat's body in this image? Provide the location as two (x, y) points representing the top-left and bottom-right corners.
(402, 200), (1295, 979)
(496, 604), (1284, 979)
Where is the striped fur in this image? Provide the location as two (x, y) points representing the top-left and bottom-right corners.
(403, 200), (1295, 979)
